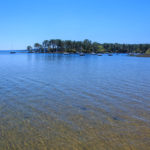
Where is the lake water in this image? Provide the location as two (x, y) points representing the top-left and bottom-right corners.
(0, 53), (150, 150)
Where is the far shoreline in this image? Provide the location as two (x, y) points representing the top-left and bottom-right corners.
(1, 50), (150, 57)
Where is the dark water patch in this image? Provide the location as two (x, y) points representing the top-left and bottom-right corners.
(111, 116), (126, 122)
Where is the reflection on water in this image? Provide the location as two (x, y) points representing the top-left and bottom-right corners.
(0, 53), (150, 150)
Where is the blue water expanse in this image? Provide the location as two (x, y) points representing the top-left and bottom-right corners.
(0, 53), (150, 150)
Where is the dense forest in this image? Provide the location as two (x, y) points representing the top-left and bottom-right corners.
(27, 39), (150, 54)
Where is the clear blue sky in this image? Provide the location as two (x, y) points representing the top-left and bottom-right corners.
(0, 0), (149, 50)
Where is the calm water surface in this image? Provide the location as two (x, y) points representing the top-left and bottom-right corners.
(0, 53), (150, 150)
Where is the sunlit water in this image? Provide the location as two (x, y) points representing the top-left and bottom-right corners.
(0, 53), (150, 150)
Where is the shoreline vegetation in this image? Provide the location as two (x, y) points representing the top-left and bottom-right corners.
(5, 39), (149, 57)
(26, 39), (150, 57)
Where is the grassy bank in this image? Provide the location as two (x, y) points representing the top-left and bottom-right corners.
(136, 54), (150, 57)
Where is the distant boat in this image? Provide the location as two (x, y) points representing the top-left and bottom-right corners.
(108, 53), (113, 56)
(128, 53), (139, 56)
(64, 52), (69, 55)
(91, 52), (96, 55)
(97, 53), (102, 56)
(79, 53), (85, 56)
(10, 51), (16, 54)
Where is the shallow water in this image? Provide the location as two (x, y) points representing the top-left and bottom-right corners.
(0, 53), (150, 150)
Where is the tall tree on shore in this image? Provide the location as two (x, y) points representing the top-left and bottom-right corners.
(49, 39), (56, 52)
(42, 40), (49, 53)
(82, 39), (92, 53)
(34, 43), (42, 52)
(27, 46), (33, 52)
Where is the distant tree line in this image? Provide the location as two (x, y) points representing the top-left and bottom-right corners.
(27, 39), (150, 54)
